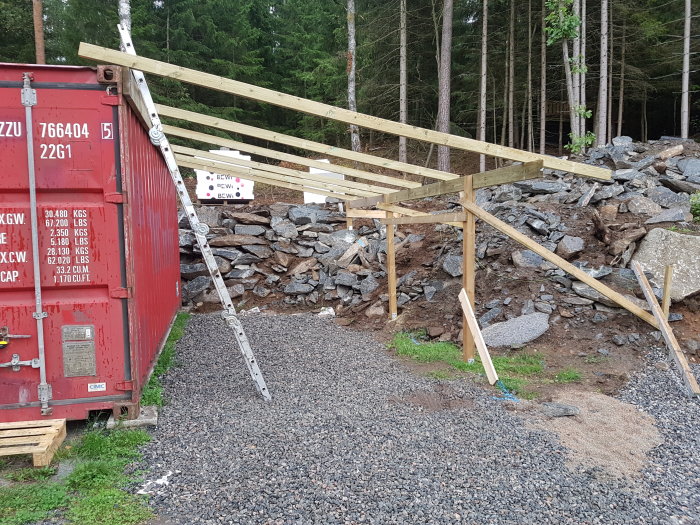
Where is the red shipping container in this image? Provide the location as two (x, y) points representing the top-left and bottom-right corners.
(0, 63), (181, 422)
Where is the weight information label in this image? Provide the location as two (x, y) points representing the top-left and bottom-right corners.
(0, 211), (27, 284)
(43, 207), (94, 285)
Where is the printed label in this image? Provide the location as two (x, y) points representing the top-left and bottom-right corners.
(62, 341), (96, 377)
(87, 382), (107, 393)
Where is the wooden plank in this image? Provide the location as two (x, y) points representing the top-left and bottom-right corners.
(347, 195), (384, 208)
(0, 427), (57, 438)
(348, 161), (542, 208)
(173, 145), (393, 195)
(0, 419), (65, 430)
(177, 154), (373, 197)
(176, 157), (359, 201)
(346, 209), (388, 219)
(662, 265), (674, 318)
(157, 104), (456, 182)
(458, 289), (498, 384)
(631, 261), (700, 397)
(386, 210), (398, 320)
(381, 212), (468, 225)
(33, 421), (66, 467)
(463, 176), (476, 361)
(165, 125), (417, 190)
(377, 204), (463, 228)
(461, 200), (659, 328)
(78, 44), (611, 181)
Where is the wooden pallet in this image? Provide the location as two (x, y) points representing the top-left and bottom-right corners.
(0, 419), (67, 467)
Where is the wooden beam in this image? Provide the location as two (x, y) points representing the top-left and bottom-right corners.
(461, 200), (659, 328)
(631, 262), (700, 397)
(178, 154), (376, 197)
(381, 212), (468, 225)
(157, 104), (457, 182)
(176, 157), (360, 201)
(377, 204), (463, 228)
(173, 145), (392, 195)
(347, 209), (388, 219)
(77, 44), (611, 181)
(357, 161), (543, 208)
(662, 265), (674, 319)
(463, 175), (476, 361)
(458, 289), (498, 384)
(386, 210), (398, 320)
(165, 125), (417, 190)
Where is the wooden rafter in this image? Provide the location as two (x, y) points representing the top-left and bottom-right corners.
(78, 42), (611, 181)
(157, 104), (457, 182)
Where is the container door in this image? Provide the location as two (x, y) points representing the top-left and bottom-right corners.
(0, 66), (130, 421)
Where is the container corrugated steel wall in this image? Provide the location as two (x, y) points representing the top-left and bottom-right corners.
(0, 63), (180, 422)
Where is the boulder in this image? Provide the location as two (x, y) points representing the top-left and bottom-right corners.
(272, 219), (299, 239)
(555, 235), (585, 260)
(442, 254), (463, 277)
(179, 229), (196, 248)
(196, 206), (223, 227)
(234, 224), (266, 236)
(514, 180), (569, 195)
(631, 228), (700, 301)
(223, 211), (270, 225)
(511, 250), (545, 269)
(590, 184), (624, 203)
(481, 313), (550, 348)
(678, 158), (700, 178)
(645, 207), (693, 224)
(626, 196), (662, 215)
(288, 205), (330, 225)
(659, 178), (700, 195)
(284, 282), (315, 295)
(182, 275), (211, 302)
(646, 187), (690, 209)
(612, 136), (633, 148)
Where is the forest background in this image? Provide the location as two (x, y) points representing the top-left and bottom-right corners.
(0, 0), (697, 164)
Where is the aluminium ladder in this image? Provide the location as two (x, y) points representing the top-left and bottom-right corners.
(117, 25), (270, 401)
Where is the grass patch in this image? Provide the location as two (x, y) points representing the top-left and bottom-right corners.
(0, 428), (152, 525)
(4, 467), (56, 483)
(691, 192), (700, 221)
(389, 331), (545, 395)
(426, 370), (453, 380)
(141, 312), (190, 406)
(555, 367), (583, 383)
(584, 355), (609, 364)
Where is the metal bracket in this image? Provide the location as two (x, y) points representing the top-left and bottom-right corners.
(21, 73), (37, 107)
(32, 312), (48, 320)
(0, 354), (41, 372)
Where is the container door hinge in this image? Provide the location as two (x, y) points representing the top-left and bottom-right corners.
(115, 380), (133, 391)
(105, 192), (126, 204)
(110, 287), (131, 299)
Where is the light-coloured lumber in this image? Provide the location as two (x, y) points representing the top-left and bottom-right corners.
(386, 210), (398, 320)
(347, 161), (543, 209)
(463, 176), (476, 361)
(173, 145), (393, 195)
(165, 125), (418, 189)
(78, 43), (611, 181)
(631, 261), (700, 397)
(33, 422), (66, 467)
(346, 209), (388, 219)
(377, 204), (463, 228)
(0, 419), (65, 430)
(177, 157), (359, 201)
(381, 212), (468, 225)
(461, 200), (659, 328)
(157, 104), (456, 182)
(0, 427), (56, 438)
(458, 289), (498, 384)
(662, 264), (674, 318)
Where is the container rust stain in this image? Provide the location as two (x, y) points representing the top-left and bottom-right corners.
(0, 63), (181, 422)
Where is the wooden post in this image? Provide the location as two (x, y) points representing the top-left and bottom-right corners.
(386, 210), (398, 320)
(662, 264), (674, 319)
(462, 175), (476, 361)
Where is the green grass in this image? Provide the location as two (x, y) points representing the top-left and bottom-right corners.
(141, 312), (190, 406)
(389, 331), (545, 395)
(4, 467), (56, 483)
(690, 192), (700, 221)
(555, 367), (583, 383)
(583, 355), (609, 364)
(0, 428), (152, 525)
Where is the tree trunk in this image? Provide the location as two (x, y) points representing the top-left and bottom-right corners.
(539, 0), (547, 154)
(562, 39), (578, 138)
(347, 0), (361, 153)
(500, 36), (509, 166)
(118, 0), (131, 31)
(436, 0), (453, 172)
(572, 0), (581, 138)
(616, 22), (625, 138)
(527, 0), (534, 151)
(680, 0), (691, 138)
(606, 1), (613, 143)
(642, 88), (648, 142)
(580, 0), (586, 139)
(478, 0), (488, 171)
(399, 0), (408, 165)
(507, 0), (515, 148)
(32, 0), (45, 64)
(596, 0), (608, 146)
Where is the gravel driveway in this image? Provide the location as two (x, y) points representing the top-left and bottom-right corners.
(140, 312), (700, 524)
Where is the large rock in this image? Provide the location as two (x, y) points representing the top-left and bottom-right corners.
(571, 281), (618, 308)
(179, 229), (196, 248)
(223, 211), (270, 225)
(645, 207), (693, 224)
(626, 196), (662, 215)
(234, 224), (266, 236)
(288, 206), (330, 225)
(481, 313), (550, 348)
(514, 180), (569, 195)
(442, 254), (463, 277)
(678, 158), (700, 177)
(182, 275), (211, 302)
(272, 219), (299, 239)
(511, 250), (545, 269)
(209, 234), (268, 247)
(659, 177), (700, 195)
(631, 228), (700, 301)
(555, 235), (585, 260)
(590, 184), (624, 203)
(196, 206), (222, 227)
(284, 282), (315, 295)
(646, 187), (690, 209)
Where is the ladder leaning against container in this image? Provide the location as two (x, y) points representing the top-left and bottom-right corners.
(116, 25), (271, 401)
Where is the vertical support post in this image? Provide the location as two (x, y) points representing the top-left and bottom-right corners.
(346, 218), (354, 231)
(462, 175), (476, 361)
(662, 264), (674, 319)
(386, 209), (398, 320)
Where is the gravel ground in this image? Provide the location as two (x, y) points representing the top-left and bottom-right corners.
(139, 312), (700, 524)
